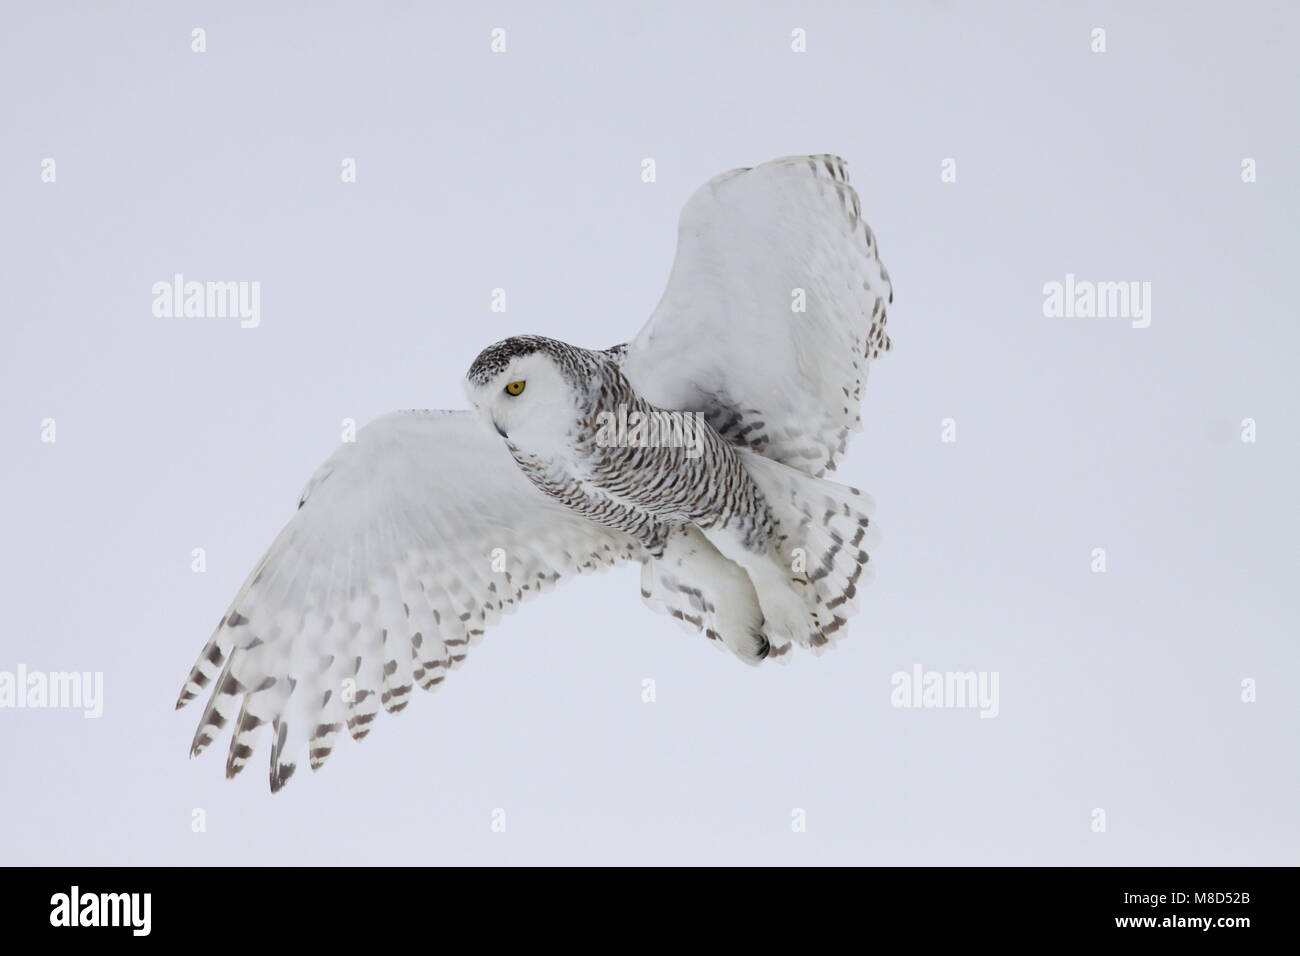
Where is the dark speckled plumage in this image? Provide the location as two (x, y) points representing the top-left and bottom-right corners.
(482, 338), (774, 560)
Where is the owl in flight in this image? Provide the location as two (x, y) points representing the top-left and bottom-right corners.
(178, 154), (893, 791)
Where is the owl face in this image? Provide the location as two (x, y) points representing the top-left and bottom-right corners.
(464, 340), (584, 450)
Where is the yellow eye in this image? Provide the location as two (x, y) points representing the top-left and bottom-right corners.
(504, 380), (526, 396)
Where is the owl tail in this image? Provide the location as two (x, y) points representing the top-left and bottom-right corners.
(736, 450), (880, 651)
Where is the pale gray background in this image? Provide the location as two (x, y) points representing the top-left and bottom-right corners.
(1, 0), (1296, 865)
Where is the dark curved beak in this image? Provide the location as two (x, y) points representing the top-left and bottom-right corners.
(493, 419), (508, 439)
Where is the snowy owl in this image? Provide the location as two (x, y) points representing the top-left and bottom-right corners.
(177, 154), (893, 791)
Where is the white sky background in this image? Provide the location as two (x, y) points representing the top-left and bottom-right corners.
(1, 1), (1296, 865)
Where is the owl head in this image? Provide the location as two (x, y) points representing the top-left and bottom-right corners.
(464, 335), (594, 449)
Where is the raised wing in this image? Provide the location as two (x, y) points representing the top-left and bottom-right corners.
(176, 410), (641, 791)
(622, 154), (892, 478)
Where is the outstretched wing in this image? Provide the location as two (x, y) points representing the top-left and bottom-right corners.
(177, 410), (641, 792)
(622, 154), (892, 478)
